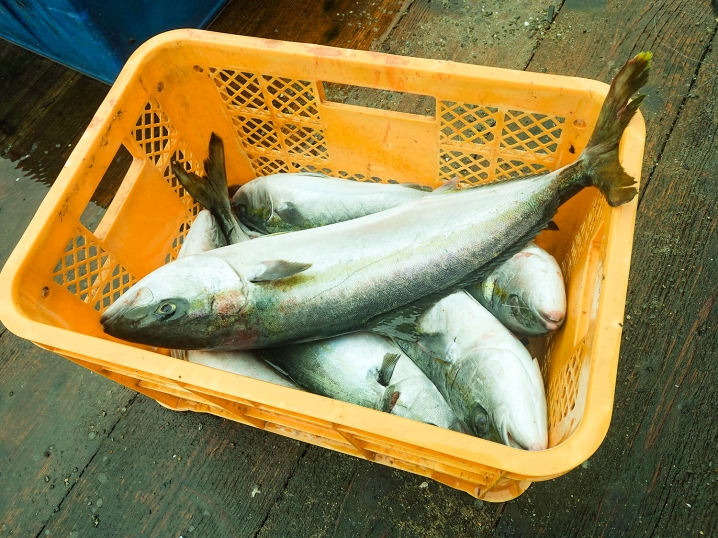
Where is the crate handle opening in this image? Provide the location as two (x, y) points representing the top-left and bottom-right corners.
(79, 143), (135, 236)
(320, 81), (436, 118)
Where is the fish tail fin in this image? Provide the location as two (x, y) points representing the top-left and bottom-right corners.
(172, 133), (249, 244)
(581, 51), (651, 207)
(204, 132), (228, 188)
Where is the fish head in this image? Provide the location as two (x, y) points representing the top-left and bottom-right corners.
(231, 178), (273, 233)
(457, 349), (547, 450)
(100, 255), (249, 349)
(491, 249), (567, 336)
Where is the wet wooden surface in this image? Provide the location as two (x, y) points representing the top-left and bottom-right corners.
(0, 0), (716, 536)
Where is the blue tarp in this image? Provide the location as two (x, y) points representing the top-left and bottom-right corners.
(0, 0), (228, 83)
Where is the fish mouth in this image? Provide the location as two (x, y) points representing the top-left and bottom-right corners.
(507, 431), (547, 451)
(506, 431), (522, 450)
(100, 287), (155, 330)
(538, 309), (565, 331)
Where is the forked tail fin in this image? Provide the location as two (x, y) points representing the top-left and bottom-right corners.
(582, 51), (652, 206)
(172, 133), (250, 244)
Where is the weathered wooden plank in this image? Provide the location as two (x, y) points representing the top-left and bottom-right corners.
(256, 446), (498, 537)
(493, 23), (718, 538)
(331, 0), (551, 115)
(1, 72), (108, 188)
(378, 0), (550, 68)
(0, 39), (111, 265)
(0, 42), (80, 148)
(526, 0), (717, 198)
(40, 395), (308, 537)
(209, 0), (409, 50)
(0, 327), (135, 537)
(0, 39), (134, 537)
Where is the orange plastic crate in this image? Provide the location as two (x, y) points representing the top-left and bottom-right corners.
(0, 30), (644, 501)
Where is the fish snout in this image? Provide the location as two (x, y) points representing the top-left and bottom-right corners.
(538, 309), (565, 331)
(100, 287), (155, 328)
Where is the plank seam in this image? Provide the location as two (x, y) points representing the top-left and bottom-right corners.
(490, 502), (506, 534)
(32, 392), (140, 538)
(638, 23), (718, 208)
(370, 0), (416, 51)
(330, 469), (357, 537)
(522, 0), (568, 70)
(251, 444), (311, 538)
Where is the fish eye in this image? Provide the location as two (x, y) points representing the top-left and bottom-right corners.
(156, 302), (176, 315)
(476, 414), (488, 430)
(507, 294), (520, 316)
(471, 406), (491, 437)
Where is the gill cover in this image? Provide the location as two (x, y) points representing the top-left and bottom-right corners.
(100, 255), (248, 349)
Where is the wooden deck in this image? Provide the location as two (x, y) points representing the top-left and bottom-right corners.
(1, 0), (717, 536)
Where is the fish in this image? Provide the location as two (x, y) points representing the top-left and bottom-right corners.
(172, 209), (300, 389)
(228, 161), (564, 337)
(229, 160), (565, 337)
(395, 290), (547, 449)
(187, 348), (302, 389)
(181, 143), (547, 447)
(232, 173), (429, 233)
(465, 242), (566, 337)
(172, 144), (458, 429)
(101, 52), (650, 351)
(259, 333), (463, 430)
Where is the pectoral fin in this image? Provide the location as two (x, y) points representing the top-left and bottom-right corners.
(377, 353), (401, 387)
(365, 292), (446, 341)
(381, 390), (401, 413)
(274, 202), (308, 228)
(248, 260), (312, 283)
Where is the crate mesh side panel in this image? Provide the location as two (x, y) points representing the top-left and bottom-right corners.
(500, 111), (564, 160)
(262, 76), (321, 124)
(561, 195), (605, 279)
(439, 102), (500, 148)
(210, 69), (329, 175)
(164, 216), (196, 264)
(132, 99), (203, 217)
(547, 339), (586, 430)
(438, 99), (564, 187)
(52, 231), (136, 312)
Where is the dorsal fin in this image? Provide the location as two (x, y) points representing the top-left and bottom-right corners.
(432, 177), (461, 194)
(294, 172), (329, 178)
(400, 183), (433, 192)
